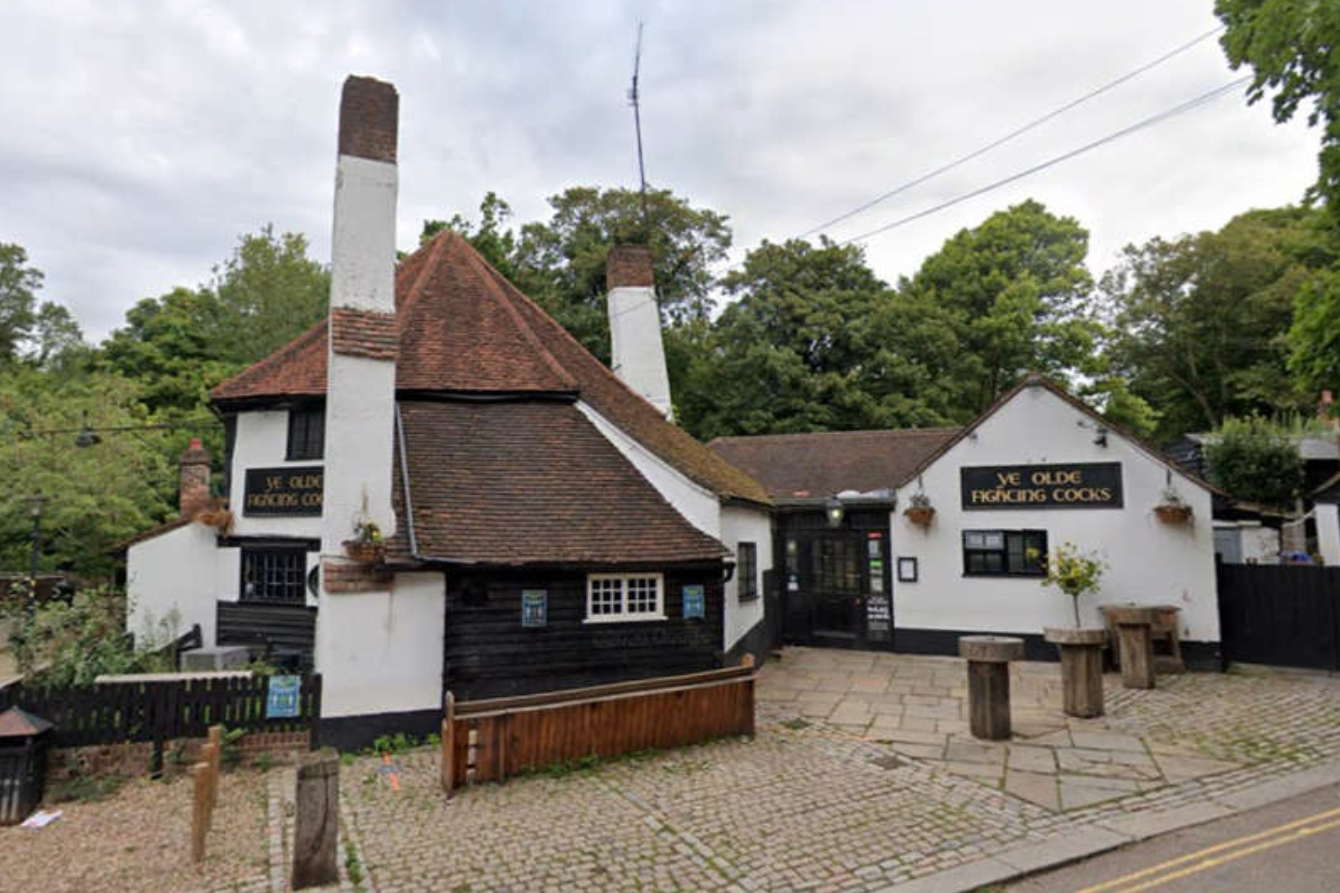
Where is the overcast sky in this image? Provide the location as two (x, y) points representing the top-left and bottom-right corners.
(0, 0), (1321, 342)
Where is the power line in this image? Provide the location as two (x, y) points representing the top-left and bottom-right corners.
(799, 25), (1226, 239)
(839, 75), (1251, 246)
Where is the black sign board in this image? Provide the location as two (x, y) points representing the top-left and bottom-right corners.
(243, 466), (324, 516)
(961, 462), (1123, 510)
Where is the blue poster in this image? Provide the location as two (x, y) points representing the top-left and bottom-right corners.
(683, 585), (705, 620)
(522, 589), (548, 627)
(266, 675), (302, 719)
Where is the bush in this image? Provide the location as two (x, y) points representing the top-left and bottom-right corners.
(1204, 416), (1306, 509)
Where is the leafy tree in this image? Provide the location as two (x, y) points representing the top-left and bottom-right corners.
(897, 200), (1098, 414)
(1100, 207), (1326, 441)
(0, 242), (41, 361)
(1217, 0), (1340, 213)
(421, 191), (520, 280)
(1204, 415), (1306, 509)
(1289, 264), (1340, 398)
(27, 301), (87, 372)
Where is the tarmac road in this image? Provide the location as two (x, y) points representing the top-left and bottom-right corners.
(1006, 783), (1340, 893)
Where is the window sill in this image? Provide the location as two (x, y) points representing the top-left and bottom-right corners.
(961, 572), (1046, 579)
(583, 613), (667, 624)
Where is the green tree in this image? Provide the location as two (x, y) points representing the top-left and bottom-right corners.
(1217, 0), (1340, 212)
(420, 191), (520, 280)
(897, 200), (1098, 414)
(1289, 265), (1340, 399)
(1203, 415), (1306, 509)
(0, 243), (43, 362)
(1101, 207), (1326, 441)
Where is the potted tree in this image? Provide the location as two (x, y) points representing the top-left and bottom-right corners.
(903, 492), (935, 527)
(1153, 487), (1193, 525)
(1039, 543), (1109, 718)
(343, 520), (385, 564)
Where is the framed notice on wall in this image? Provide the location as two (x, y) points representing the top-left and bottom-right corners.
(683, 585), (705, 620)
(265, 675), (302, 719)
(521, 590), (547, 628)
(897, 557), (918, 583)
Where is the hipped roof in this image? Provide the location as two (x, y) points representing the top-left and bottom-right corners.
(210, 232), (769, 506)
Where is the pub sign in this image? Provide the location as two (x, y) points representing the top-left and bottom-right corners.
(961, 462), (1123, 510)
(243, 466), (324, 516)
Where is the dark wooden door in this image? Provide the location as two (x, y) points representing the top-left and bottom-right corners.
(1218, 563), (1340, 670)
(779, 522), (892, 650)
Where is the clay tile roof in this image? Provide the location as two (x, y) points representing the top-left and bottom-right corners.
(0, 707), (54, 738)
(709, 428), (962, 500)
(211, 232), (769, 505)
(390, 400), (729, 566)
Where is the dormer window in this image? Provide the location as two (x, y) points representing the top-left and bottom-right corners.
(286, 405), (325, 461)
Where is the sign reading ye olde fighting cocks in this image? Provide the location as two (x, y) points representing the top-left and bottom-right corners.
(243, 466), (324, 516)
(960, 462), (1123, 510)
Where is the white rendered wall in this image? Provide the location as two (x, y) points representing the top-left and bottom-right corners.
(1240, 524), (1282, 564)
(575, 401), (723, 540)
(329, 155), (399, 312)
(891, 385), (1220, 643)
(228, 410), (324, 539)
(721, 505), (773, 652)
(126, 522), (219, 648)
(315, 572), (445, 718)
(608, 285), (672, 418)
(320, 354), (398, 552)
(1319, 504), (1340, 566)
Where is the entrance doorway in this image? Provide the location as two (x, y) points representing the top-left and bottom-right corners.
(777, 507), (893, 650)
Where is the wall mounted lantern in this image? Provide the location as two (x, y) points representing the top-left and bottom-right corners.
(825, 495), (845, 528)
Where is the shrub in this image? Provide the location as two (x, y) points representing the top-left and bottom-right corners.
(1204, 416), (1307, 509)
(1035, 543), (1106, 627)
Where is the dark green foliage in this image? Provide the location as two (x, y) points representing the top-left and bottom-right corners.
(1204, 416), (1307, 508)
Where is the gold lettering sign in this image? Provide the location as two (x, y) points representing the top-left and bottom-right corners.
(242, 466), (324, 516)
(960, 463), (1122, 510)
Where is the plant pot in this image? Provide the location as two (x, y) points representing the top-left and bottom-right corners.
(342, 540), (385, 564)
(1153, 504), (1193, 525)
(1044, 627), (1107, 718)
(904, 506), (935, 527)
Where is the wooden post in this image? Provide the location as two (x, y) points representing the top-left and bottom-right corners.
(959, 636), (1024, 741)
(198, 743), (217, 835)
(207, 725), (224, 810)
(1059, 644), (1105, 718)
(190, 761), (210, 865)
(291, 753), (340, 890)
(1117, 622), (1156, 689)
(441, 692), (455, 796)
(740, 653), (756, 737)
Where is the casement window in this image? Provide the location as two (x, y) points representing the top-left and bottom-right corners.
(736, 542), (759, 600)
(585, 573), (665, 622)
(286, 406), (325, 461)
(241, 548), (309, 604)
(962, 530), (1047, 577)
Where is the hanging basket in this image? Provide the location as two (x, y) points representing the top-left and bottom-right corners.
(904, 505), (936, 527)
(342, 540), (385, 564)
(1153, 504), (1193, 525)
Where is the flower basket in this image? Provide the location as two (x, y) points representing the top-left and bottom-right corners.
(1153, 504), (1193, 525)
(343, 539), (385, 564)
(904, 505), (935, 527)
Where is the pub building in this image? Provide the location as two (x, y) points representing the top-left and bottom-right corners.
(710, 374), (1223, 668)
(123, 76), (774, 748)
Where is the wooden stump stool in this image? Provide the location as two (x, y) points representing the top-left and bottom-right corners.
(1102, 605), (1160, 690)
(959, 636), (1024, 740)
(1044, 627), (1108, 718)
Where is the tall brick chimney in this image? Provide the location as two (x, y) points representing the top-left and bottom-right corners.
(606, 245), (672, 418)
(178, 437), (211, 519)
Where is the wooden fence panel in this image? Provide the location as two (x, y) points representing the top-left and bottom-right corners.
(1218, 563), (1340, 670)
(446, 661), (755, 792)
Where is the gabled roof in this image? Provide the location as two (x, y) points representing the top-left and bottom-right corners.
(389, 400), (729, 566)
(898, 373), (1222, 494)
(708, 427), (961, 501)
(210, 232), (770, 506)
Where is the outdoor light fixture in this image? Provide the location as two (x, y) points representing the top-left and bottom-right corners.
(825, 495), (845, 528)
(1093, 425), (1109, 448)
(74, 412), (101, 448)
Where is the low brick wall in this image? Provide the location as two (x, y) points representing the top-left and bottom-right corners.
(48, 730), (310, 781)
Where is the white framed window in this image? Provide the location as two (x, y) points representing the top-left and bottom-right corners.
(585, 572), (666, 622)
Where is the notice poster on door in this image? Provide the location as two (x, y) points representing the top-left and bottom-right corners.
(867, 594), (892, 640)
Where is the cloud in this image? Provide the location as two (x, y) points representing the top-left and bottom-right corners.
(0, 0), (1321, 340)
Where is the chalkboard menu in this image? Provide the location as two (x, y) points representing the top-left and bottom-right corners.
(243, 466), (324, 516)
(961, 462), (1123, 510)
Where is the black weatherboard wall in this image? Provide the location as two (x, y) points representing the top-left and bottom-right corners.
(443, 567), (725, 700)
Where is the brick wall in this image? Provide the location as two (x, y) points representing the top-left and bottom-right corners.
(338, 75), (399, 164)
(606, 245), (654, 290)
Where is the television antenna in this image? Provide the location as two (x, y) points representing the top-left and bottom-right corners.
(628, 21), (650, 231)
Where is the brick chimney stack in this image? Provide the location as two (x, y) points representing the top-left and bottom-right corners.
(179, 437), (211, 519)
(606, 245), (672, 418)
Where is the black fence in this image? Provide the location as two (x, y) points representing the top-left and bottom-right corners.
(0, 674), (322, 750)
(1218, 563), (1340, 670)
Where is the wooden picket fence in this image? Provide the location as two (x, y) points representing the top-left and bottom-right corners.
(440, 656), (755, 795)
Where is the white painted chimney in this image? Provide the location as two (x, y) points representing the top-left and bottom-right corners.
(320, 74), (399, 567)
(606, 245), (672, 418)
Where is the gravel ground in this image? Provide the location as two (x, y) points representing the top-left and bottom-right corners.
(0, 768), (271, 893)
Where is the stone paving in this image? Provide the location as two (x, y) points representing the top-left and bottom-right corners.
(291, 649), (1340, 892)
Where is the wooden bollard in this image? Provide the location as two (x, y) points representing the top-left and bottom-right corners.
(441, 692), (455, 797)
(959, 636), (1025, 741)
(1104, 605), (1159, 690)
(190, 761), (210, 865)
(207, 725), (224, 810)
(292, 753), (340, 890)
(198, 743), (217, 835)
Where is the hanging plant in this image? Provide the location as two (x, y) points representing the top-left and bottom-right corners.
(1153, 487), (1193, 525)
(343, 520), (385, 564)
(903, 491), (935, 527)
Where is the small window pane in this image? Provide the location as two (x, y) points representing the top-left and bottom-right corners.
(627, 577), (659, 614)
(590, 578), (623, 615)
(241, 549), (307, 603)
(982, 531), (1005, 550)
(737, 543), (758, 600)
(964, 532), (986, 549)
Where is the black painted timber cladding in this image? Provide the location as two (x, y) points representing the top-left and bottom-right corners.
(444, 568), (724, 701)
(217, 601), (317, 654)
(1218, 562), (1340, 670)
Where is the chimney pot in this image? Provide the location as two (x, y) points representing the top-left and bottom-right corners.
(606, 245), (655, 292)
(179, 438), (212, 520)
(338, 75), (399, 164)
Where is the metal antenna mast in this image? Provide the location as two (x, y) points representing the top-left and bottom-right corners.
(628, 21), (650, 232)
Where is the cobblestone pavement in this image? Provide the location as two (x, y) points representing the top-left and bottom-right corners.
(317, 649), (1340, 893)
